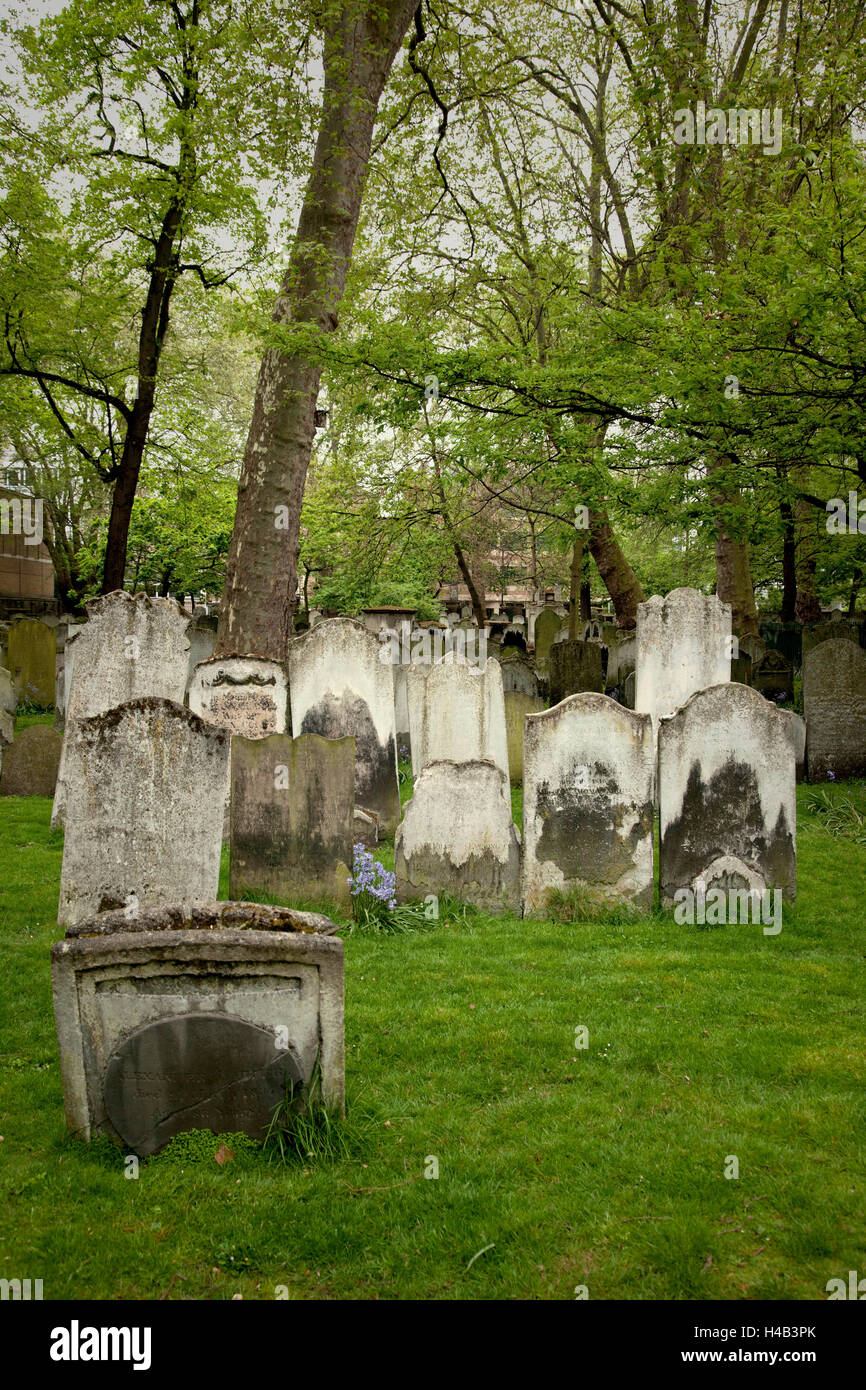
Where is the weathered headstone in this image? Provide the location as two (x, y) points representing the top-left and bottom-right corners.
(802, 618), (863, 661)
(534, 608), (563, 660)
(188, 655), (288, 738)
(0, 666), (15, 718)
(605, 632), (636, 691)
(53, 593), (191, 827)
(521, 694), (654, 915)
(58, 698), (229, 927)
(0, 723), (62, 797)
(622, 670), (636, 710)
(229, 733), (355, 913)
(636, 588), (731, 736)
(51, 901), (344, 1154)
(658, 683), (796, 905)
(751, 649), (794, 704)
(393, 664), (411, 756)
(803, 639), (866, 781)
(185, 612), (218, 695)
(504, 691), (545, 784)
(406, 654), (509, 780)
(548, 639), (604, 705)
(7, 618), (55, 705)
(395, 760), (520, 913)
(288, 617), (400, 835)
(499, 649), (539, 698)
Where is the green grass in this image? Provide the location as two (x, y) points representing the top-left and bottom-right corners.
(0, 782), (864, 1300)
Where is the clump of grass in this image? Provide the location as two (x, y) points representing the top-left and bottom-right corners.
(263, 1066), (371, 1165)
(543, 882), (642, 925)
(804, 787), (866, 845)
(154, 1129), (262, 1165)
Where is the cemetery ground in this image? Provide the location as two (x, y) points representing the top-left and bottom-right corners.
(1, 726), (864, 1300)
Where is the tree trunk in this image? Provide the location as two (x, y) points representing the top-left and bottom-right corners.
(215, 1), (417, 659)
(568, 530), (584, 640)
(709, 456), (759, 636)
(794, 495), (823, 622)
(779, 494), (797, 622)
(587, 507), (644, 627)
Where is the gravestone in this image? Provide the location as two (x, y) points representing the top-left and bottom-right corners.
(395, 760), (520, 914)
(230, 733), (355, 914)
(658, 683), (796, 905)
(51, 901), (344, 1154)
(58, 698), (229, 927)
(521, 694), (654, 915)
(790, 712), (807, 783)
(504, 691), (545, 784)
(548, 639), (604, 705)
(751, 650), (794, 704)
(499, 649), (539, 698)
(605, 632), (636, 691)
(636, 588), (731, 736)
(738, 633), (766, 665)
(393, 664), (411, 758)
(7, 618), (55, 705)
(0, 723), (62, 797)
(534, 608), (563, 660)
(288, 617), (400, 836)
(0, 666), (15, 718)
(730, 652), (751, 686)
(406, 654), (509, 780)
(188, 656), (287, 738)
(803, 639), (866, 781)
(53, 593), (191, 828)
(802, 619), (863, 661)
(759, 620), (802, 670)
(185, 612), (218, 695)
(622, 670), (636, 710)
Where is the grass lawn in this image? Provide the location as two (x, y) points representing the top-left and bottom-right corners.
(0, 769), (864, 1301)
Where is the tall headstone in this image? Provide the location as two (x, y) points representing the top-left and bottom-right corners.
(658, 683), (796, 905)
(395, 760), (520, 914)
(803, 639), (866, 781)
(534, 608), (563, 660)
(58, 698), (229, 927)
(229, 733), (355, 913)
(636, 588), (731, 736)
(7, 618), (55, 705)
(522, 694), (654, 915)
(0, 723), (62, 797)
(53, 593), (191, 827)
(288, 617), (400, 835)
(504, 691), (545, 784)
(406, 655), (509, 781)
(548, 639), (604, 705)
(185, 612), (218, 695)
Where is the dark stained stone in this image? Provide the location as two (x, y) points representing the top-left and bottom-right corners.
(103, 1013), (303, 1156)
(0, 723), (62, 797)
(300, 692), (398, 833)
(548, 640), (604, 704)
(751, 650), (794, 704)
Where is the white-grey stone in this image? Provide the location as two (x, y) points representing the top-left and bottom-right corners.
(188, 655), (288, 738)
(288, 617), (400, 835)
(522, 694), (654, 915)
(406, 654), (508, 781)
(51, 902), (344, 1152)
(658, 683), (796, 905)
(53, 594), (190, 827)
(0, 666), (15, 719)
(395, 759), (520, 913)
(58, 697), (229, 927)
(185, 613), (218, 695)
(499, 650), (539, 697)
(636, 588), (731, 737)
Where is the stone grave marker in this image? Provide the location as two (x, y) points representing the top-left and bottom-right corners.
(288, 617), (400, 835)
(406, 654), (509, 781)
(504, 690), (545, 783)
(58, 698), (229, 927)
(395, 760), (520, 913)
(636, 588), (731, 736)
(229, 732), (355, 914)
(521, 694), (654, 915)
(7, 617), (55, 705)
(658, 683), (796, 905)
(803, 639), (866, 781)
(0, 723), (62, 797)
(534, 608), (563, 660)
(751, 650), (794, 704)
(548, 639), (604, 705)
